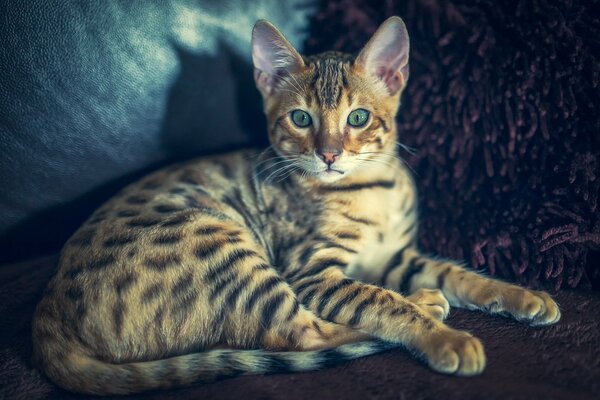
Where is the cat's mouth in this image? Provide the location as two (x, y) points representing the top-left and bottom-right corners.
(316, 167), (346, 181)
(324, 167), (344, 175)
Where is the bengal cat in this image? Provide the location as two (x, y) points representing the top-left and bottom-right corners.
(32, 17), (560, 395)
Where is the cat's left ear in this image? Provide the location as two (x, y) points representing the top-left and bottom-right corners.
(355, 16), (410, 96)
(252, 20), (305, 96)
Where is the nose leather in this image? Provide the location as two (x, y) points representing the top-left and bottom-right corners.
(315, 126), (343, 166)
(316, 149), (341, 165)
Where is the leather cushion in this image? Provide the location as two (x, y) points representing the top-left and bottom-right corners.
(0, 0), (314, 263)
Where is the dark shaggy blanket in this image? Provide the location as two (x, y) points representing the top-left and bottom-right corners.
(305, 0), (600, 290)
(1, 256), (599, 400)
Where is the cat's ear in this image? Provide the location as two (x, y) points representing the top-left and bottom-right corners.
(355, 16), (410, 96)
(252, 20), (305, 95)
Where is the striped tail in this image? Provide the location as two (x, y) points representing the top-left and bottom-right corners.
(46, 341), (397, 395)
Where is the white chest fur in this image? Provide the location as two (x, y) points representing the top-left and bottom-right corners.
(343, 168), (418, 283)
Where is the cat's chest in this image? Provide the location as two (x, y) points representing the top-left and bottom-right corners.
(341, 186), (418, 281)
(259, 173), (416, 265)
(260, 185), (319, 250)
(326, 184), (408, 229)
(322, 175), (417, 251)
(267, 200), (316, 233)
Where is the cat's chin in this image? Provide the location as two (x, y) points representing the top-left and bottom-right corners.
(314, 168), (346, 182)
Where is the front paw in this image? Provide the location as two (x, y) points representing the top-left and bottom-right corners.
(483, 287), (561, 326)
(510, 289), (561, 326)
(407, 288), (450, 321)
(422, 328), (486, 376)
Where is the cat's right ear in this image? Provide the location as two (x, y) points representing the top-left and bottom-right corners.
(252, 20), (305, 96)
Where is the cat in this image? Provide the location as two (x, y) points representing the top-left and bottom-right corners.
(32, 16), (560, 395)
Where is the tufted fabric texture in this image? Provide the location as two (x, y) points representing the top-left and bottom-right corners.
(305, 0), (600, 290)
(1, 255), (599, 400)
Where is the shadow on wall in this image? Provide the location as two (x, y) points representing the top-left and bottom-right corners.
(161, 43), (268, 157)
(0, 43), (268, 264)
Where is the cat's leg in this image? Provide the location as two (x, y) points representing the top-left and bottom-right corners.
(370, 247), (560, 326)
(346, 245), (449, 320)
(405, 288), (450, 321)
(203, 254), (369, 352)
(274, 311), (372, 351)
(287, 254), (485, 375)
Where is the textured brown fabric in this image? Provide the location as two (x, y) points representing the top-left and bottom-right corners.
(305, 0), (600, 291)
(1, 255), (599, 400)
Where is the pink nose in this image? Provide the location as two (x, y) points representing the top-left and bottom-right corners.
(317, 150), (341, 165)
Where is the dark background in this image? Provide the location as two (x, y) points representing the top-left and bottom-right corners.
(1, 0), (598, 290)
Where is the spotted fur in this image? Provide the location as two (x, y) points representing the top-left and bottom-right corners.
(32, 17), (560, 395)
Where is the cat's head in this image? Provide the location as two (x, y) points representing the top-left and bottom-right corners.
(252, 17), (409, 183)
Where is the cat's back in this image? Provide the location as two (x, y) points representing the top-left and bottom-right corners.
(33, 149), (264, 356)
(59, 148), (259, 258)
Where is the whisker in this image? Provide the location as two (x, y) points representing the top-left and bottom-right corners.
(253, 155), (301, 182)
(276, 165), (303, 182)
(255, 157), (294, 171)
(356, 157), (397, 170)
(395, 141), (417, 155)
(357, 150), (406, 163)
(263, 160), (304, 183)
(357, 154), (419, 177)
(255, 162), (296, 182)
(263, 165), (291, 183)
(271, 163), (305, 183)
(253, 146), (297, 169)
(252, 145), (275, 161)
(253, 149), (303, 171)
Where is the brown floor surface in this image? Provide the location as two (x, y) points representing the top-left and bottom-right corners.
(1, 255), (599, 400)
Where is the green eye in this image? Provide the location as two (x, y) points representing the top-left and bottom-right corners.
(347, 109), (370, 127)
(291, 110), (312, 128)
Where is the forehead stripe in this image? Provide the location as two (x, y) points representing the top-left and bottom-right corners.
(309, 56), (350, 109)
